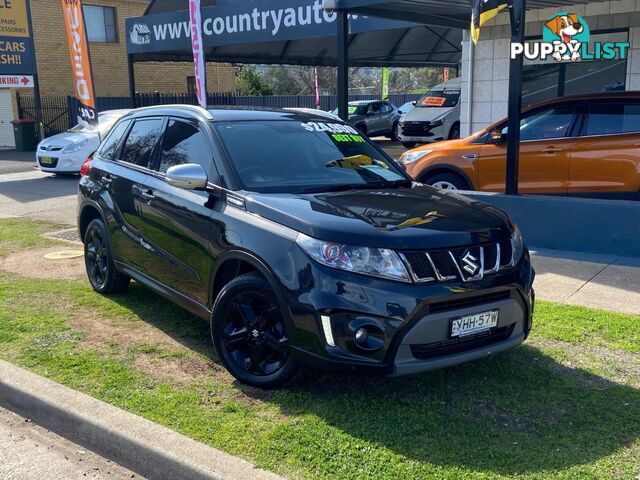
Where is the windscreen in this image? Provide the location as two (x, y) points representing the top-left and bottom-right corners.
(69, 113), (122, 135)
(331, 104), (368, 116)
(215, 120), (409, 193)
(417, 87), (461, 108)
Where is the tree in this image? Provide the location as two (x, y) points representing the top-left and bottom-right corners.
(236, 66), (274, 96)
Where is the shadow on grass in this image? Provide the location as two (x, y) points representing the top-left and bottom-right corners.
(107, 283), (640, 477)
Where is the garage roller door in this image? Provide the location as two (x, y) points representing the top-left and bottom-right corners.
(0, 89), (15, 148)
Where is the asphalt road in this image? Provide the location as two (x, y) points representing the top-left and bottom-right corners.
(0, 407), (141, 480)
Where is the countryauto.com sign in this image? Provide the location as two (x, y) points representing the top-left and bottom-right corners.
(151, 0), (358, 41)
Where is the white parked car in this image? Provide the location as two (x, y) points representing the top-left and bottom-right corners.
(36, 109), (131, 174)
(398, 78), (461, 148)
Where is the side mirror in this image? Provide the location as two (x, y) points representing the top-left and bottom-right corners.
(166, 163), (208, 190)
(411, 101), (417, 106)
(490, 129), (506, 144)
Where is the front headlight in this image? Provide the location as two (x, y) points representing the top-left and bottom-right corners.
(400, 149), (432, 164)
(63, 139), (89, 154)
(511, 222), (525, 264)
(296, 233), (410, 282)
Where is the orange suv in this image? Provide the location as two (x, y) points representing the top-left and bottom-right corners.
(400, 92), (640, 200)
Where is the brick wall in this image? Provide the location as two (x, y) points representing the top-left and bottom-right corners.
(13, 0), (236, 99)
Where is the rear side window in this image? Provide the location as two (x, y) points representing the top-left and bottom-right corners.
(120, 118), (163, 168)
(581, 103), (640, 136)
(158, 120), (211, 174)
(98, 120), (130, 160)
(381, 103), (393, 113)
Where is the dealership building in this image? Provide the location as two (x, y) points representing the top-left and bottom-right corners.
(459, 0), (640, 137)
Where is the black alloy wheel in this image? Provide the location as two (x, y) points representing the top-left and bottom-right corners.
(84, 218), (130, 294)
(212, 273), (299, 388)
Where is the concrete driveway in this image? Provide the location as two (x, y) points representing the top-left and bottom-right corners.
(0, 149), (38, 175)
(0, 169), (78, 226)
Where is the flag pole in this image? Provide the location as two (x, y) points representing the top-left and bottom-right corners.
(189, 0), (208, 109)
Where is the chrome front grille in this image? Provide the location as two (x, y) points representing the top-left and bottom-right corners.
(399, 239), (515, 284)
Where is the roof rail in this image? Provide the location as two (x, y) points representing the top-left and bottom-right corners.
(133, 104), (214, 120)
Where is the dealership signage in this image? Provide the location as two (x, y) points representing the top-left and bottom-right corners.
(189, 0), (207, 109)
(0, 0), (36, 75)
(0, 74), (33, 87)
(511, 12), (630, 61)
(61, 0), (97, 127)
(126, 0), (416, 54)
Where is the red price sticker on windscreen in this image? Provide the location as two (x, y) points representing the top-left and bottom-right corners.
(422, 96), (446, 107)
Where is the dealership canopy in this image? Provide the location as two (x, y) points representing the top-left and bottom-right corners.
(125, 0), (462, 67)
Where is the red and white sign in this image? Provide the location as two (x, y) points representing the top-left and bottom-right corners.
(189, 0), (207, 109)
(0, 75), (34, 88)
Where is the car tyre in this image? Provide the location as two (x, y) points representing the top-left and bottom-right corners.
(84, 218), (130, 294)
(391, 121), (400, 141)
(448, 122), (460, 140)
(212, 272), (301, 389)
(424, 172), (469, 191)
(402, 142), (416, 148)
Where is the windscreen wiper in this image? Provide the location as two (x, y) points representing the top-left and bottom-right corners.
(296, 183), (381, 194)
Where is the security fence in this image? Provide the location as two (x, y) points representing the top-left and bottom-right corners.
(16, 92), (422, 137)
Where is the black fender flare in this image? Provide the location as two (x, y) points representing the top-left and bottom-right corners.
(417, 164), (475, 190)
(78, 199), (108, 241)
(209, 249), (295, 335)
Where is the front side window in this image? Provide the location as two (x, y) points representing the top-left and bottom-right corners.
(83, 5), (117, 43)
(581, 102), (640, 136)
(215, 120), (409, 193)
(159, 120), (211, 174)
(98, 120), (131, 160)
(368, 102), (382, 114)
(501, 105), (575, 141)
(121, 119), (163, 168)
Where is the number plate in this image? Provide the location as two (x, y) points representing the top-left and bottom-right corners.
(450, 310), (499, 338)
(39, 156), (55, 165)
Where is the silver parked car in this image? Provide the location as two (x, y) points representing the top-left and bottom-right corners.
(331, 100), (401, 139)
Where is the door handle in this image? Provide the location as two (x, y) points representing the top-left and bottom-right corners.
(542, 147), (562, 154)
(140, 189), (155, 202)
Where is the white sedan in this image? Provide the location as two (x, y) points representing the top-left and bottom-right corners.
(36, 109), (131, 174)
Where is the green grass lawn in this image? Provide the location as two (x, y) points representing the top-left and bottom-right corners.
(1, 219), (639, 480)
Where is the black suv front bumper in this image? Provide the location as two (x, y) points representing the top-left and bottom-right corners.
(280, 248), (535, 376)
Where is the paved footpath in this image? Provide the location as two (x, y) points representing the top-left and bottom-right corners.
(531, 249), (640, 316)
(0, 407), (141, 480)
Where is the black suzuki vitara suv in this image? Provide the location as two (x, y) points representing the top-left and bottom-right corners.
(78, 105), (535, 388)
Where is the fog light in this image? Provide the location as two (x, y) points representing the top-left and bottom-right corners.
(355, 327), (368, 346)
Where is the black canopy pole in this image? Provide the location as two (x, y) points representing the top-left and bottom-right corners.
(336, 9), (349, 121)
(128, 54), (137, 108)
(506, 0), (526, 195)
